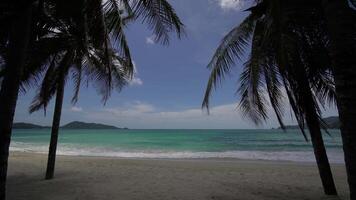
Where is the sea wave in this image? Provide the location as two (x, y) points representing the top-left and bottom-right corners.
(9, 142), (345, 164)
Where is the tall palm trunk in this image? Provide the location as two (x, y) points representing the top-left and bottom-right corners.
(45, 72), (65, 180)
(285, 58), (338, 195)
(0, 3), (33, 199)
(323, 1), (356, 199)
(304, 96), (337, 195)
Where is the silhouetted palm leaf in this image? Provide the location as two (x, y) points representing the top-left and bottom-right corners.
(203, 14), (257, 110)
(132, 0), (184, 44)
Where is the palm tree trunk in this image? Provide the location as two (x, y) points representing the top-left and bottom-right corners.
(45, 72), (65, 180)
(289, 62), (338, 195)
(322, 1), (356, 199)
(0, 3), (33, 199)
(297, 75), (338, 195)
(304, 101), (338, 195)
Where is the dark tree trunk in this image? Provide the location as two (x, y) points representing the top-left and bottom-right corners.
(304, 100), (338, 195)
(287, 56), (338, 195)
(45, 73), (65, 180)
(284, 65), (338, 194)
(0, 3), (33, 200)
(323, 1), (356, 199)
(296, 75), (338, 195)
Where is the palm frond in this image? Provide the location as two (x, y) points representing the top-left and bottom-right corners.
(20, 37), (66, 93)
(132, 0), (184, 44)
(238, 63), (268, 124)
(85, 47), (125, 104)
(237, 20), (268, 124)
(104, 0), (134, 77)
(71, 57), (83, 104)
(202, 14), (257, 110)
(263, 62), (285, 128)
(29, 52), (73, 113)
(29, 56), (58, 114)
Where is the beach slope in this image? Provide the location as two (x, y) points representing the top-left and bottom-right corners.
(8, 152), (349, 200)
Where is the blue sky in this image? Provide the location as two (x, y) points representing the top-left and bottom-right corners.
(14, 0), (338, 129)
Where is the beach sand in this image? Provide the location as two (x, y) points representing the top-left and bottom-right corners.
(8, 152), (349, 200)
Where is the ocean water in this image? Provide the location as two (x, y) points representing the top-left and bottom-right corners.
(10, 129), (344, 163)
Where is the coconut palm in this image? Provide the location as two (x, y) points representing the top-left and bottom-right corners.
(28, 44), (131, 180)
(203, 0), (338, 195)
(22, 0), (183, 180)
(19, 0), (183, 180)
(0, 0), (183, 194)
(0, 0), (134, 181)
(0, 1), (35, 199)
(322, 1), (356, 199)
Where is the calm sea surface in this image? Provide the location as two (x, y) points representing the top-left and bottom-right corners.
(10, 129), (344, 163)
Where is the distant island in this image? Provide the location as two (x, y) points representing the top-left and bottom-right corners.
(61, 121), (124, 129)
(13, 121), (127, 130)
(12, 122), (50, 129)
(278, 116), (340, 129)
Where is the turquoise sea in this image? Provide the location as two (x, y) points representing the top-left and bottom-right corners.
(10, 129), (344, 163)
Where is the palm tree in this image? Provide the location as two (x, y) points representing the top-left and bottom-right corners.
(29, 48), (131, 180)
(203, 1), (338, 195)
(22, 0), (134, 180)
(0, 0), (128, 195)
(322, 1), (356, 199)
(0, 1), (34, 199)
(0, 0), (183, 192)
(22, 0), (184, 180)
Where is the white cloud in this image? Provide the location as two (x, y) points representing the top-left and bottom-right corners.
(33, 98), (337, 129)
(145, 35), (156, 45)
(63, 89), (338, 129)
(129, 77), (143, 86)
(70, 106), (83, 112)
(81, 102), (270, 129)
(105, 102), (155, 116)
(129, 61), (143, 86)
(216, 0), (244, 10)
(132, 102), (155, 113)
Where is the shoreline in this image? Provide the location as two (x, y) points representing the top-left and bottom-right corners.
(8, 152), (349, 200)
(9, 148), (345, 164)
(9, 150), (343, 165)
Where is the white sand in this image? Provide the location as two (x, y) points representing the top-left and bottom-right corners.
(7, 152), (349, 200)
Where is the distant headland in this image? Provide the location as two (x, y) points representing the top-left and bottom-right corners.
(13, 121), (127, 130)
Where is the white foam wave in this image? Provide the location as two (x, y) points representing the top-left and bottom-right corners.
(10, 142), (345, 163)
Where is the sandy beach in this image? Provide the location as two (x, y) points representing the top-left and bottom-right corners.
(8, 152), (349, 200)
